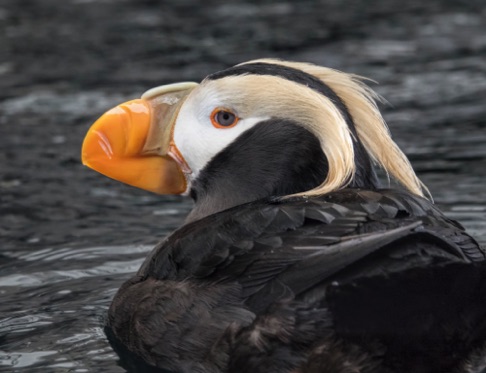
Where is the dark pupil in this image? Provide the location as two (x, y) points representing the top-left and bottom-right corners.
(217, 111), (235, 126)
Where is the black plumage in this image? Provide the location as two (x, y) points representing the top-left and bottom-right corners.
(106, 189), (486, 373)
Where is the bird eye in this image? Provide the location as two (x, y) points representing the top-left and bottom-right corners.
(210, 108), (239, 128)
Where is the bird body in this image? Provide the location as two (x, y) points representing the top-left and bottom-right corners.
(82, 60), (486, 372)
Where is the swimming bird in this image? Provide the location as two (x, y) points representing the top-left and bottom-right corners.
(82, 59), (486, 373)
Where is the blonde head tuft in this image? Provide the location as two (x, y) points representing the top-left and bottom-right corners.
(239, 59), (430, 199)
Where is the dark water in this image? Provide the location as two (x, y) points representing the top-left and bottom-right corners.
(1, 0), (485, 371)
(0, 196), (190, 372)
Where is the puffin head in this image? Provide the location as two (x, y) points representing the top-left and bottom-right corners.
(82, 59), (427, 221)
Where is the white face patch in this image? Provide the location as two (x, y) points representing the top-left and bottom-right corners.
(172, 84), (268, 183)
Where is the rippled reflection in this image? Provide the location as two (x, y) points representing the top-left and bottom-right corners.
(0, 245), (152, 372)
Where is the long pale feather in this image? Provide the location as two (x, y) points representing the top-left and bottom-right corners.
(241, 59), (430, 198)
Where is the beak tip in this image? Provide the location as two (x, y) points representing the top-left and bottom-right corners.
(80, 155), (90, 168)
(81, 128), (103, 170)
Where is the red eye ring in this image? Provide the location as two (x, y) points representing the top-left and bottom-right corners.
(210, 108), (239, 129)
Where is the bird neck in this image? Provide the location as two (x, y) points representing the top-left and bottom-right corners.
(186, 119), (379, 223)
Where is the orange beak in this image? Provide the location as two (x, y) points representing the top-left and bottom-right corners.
(81, 82), (198, 194)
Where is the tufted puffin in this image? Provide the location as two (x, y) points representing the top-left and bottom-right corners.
(82, 59), (486, 373)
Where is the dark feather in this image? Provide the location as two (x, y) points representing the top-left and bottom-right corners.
(106, 189), (486, 373)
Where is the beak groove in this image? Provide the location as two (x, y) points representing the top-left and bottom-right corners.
(91, 129), (114, 160)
